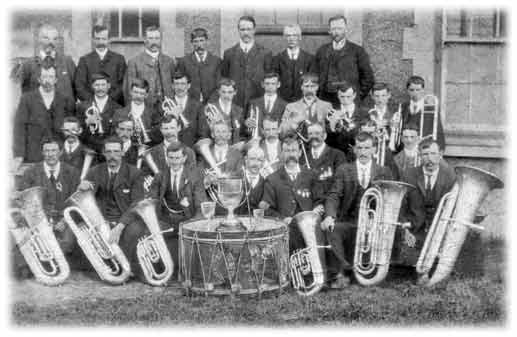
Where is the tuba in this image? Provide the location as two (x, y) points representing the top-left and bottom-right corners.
(132, 198), (174, 286)
(289, 211), (330, 296)
(354, 180), (414, 286)
(9, 187), (70, 286)
(63, 189), (131, 284)
(416, 166), (503, 286)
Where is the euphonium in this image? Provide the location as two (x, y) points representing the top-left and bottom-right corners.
(63, 189), (131, 284)
(80, 148), (97, 180)
(162, 96), (190, 128)
(132, 198), (174, 286)
(9, 186), (70, 286)
(420, 95), (439, 140)
(416, 165), (503, 286)
(289, 211), (330, 296)
(85, 103), (104, 134)
(354, 180), (414, 286)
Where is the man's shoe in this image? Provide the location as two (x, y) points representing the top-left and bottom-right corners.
(329, 274), (350, 289)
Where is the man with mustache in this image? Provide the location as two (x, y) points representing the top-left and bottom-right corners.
(221, 15), (273, 109)
(13, 63), (75, 168)
(59, 116), (99, 171)
(235, 146), (267, 215)
(125, 26), (176, 108)
(322, 131), (392, 287)
(259, 117), (282, 176)
(312, 15), (374, 105)
(19, 24), (76, 102)
(12, 137), (80, 279)
(176, 28), (222, 104)
(75, 25), (127, 105)
(112, 118), (139, 166)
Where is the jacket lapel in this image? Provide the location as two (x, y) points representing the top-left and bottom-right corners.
(416, 168), (426, 196)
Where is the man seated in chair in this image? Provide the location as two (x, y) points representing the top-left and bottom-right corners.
(234, 146), (267, 215)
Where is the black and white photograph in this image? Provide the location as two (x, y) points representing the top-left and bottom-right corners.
(3, 0), (510, 329)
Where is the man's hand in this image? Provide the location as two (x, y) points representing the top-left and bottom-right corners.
(77, 180), (94, 191)
(244, 117), (257, 129)
(109, 223), (126, 244)
(180, 197), (190, 208)
(321, 216), (335, 232)
(312, 205), (324, 216)
(404, 228), (416, 248)
(283, 217), (293, 225)
(53, 219), (66, 232)
(143, 175), (154, 192)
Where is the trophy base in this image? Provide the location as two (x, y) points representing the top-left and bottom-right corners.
(216, 218), (247, 232)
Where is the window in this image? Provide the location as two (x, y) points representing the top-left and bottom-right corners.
(443, 8), (506, 42)
(108, 8), (159, 41)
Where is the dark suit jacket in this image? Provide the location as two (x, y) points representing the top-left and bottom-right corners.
(20, 54), (76, 101)
(325, 161), (393, 223)
(60, 142), (99, 171)
(392, 149), (418, 181)
(400, 163), (456, 240)
(401, 100), (446, 151)
(262, 167), (324, 219)
(272, 49), (314, 102)
(158, 95), (202, 147)
(235, 175), (265, 215)
(312, 41), (374, 101)
(221, 43), (273, 108)
(113, 105), (163, 145)
(176, 52), (222, 104)
(245, 95), (287, 138)
(198, 101), (246, 144)
(149, 167), (206, 223)
(13, 89), (75, 163)
(19, 162), (80, 219)
(125, 52), (176, 107)
(76, 97), (122, 153)
(85, 162), (144, 224)
(305, 145), (346, 193)
(74, 50), (127, 105)
(122, 142), (140, 166)
(140, 141), (197, 176)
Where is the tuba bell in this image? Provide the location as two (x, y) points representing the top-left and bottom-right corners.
(9, 186), (70, 286)
(63, 189), (131, 284)
(354, 180), (414, 286)
(416, 165), (503, 286)
(289, 211), (330, 296)
(132, 198), (174, 286)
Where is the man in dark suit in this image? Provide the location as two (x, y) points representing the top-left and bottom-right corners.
(114, 78), (162, 146)
(19, 24), (76, 102)
(400, 75), (446, 151)
(312, 15), (374, 104)
(326, 83), (369, 161)
(12, 137), (81, 278)
(77, 136), (145, 279)
(59, 116), (98, 173)
(198, 78), (246, 144)
(111, 118), (139, 166)
(221, 15), (273, 108)
(13, 63), (75, 166)
(259, 117), (282, 176)
(305, 122), (346, 193)
(159, 72), (202, 147)
(125, 26), (176, 107)
(272, 24), (315, 103)
(397, 138), (456, 267)
(176, 28), (222, 104)
(392, 123), (420, 181)
(245, 72), (287, 139)
(235, 146), (267, 215)
(76, 72), (122, 153)
(322, 132), (393, 287)
(260, 135), (325, 251)
(74, 25), (126, 105)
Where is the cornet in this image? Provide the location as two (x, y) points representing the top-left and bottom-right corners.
(85, 103), (104, 135)
(248, 105), (261, 141)
(132, 114), (151, 145)
(204, 103), (224, 125)
(366, 109), (388, 166)
(327, 108), (355, 132)
(162, 96), (190, 128)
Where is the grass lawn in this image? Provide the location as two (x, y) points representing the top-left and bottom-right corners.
(10, 239), (505, 327)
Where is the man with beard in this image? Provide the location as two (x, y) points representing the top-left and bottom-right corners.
(259, 134), (325, 252)
(125, 26), (176, 107)
(59, 116), (99, 171)
(114, 79), (162, 146)
(396, 138), (456, 269)
(159, 72), (202, 147)
(111, 118), (139, 166)
(77, 136), (145, 280)
(77, 72), (122, 153)
(12, 137), (80, 278)
(322, 132), (392, 287)
(272, 24), (315, 103)
(305, 122), (346, 193)
(259, 117), (282, 176)
(235, 146), (267, 215)
(312, 15), (374, 105)
(19, 24), (76, 102)
(221, 16), (273, 108)
(279, 73), (332, 137)
(176, 28), (221, 104)
(13, 63), (75, 167)
(199, 78), (245, 144)
(75, 25), (127, 105)
(326, 83), (369, 162)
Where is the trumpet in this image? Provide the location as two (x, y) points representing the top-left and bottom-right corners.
(85, 103), (104, 135)
(162, 96), (190, 128)
(365, 109), (388, 166)
(248, 105), (261, 141)
(132, 114), (151, 145)
(204, 103), (224, 125)
(388, 103), (402, 151)
(421, 95), (439, 140)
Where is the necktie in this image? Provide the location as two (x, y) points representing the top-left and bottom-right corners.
(360, 168), (367, 188)
(265, 98), (271, 113)
(108, 171), (116, 191)
(425, 174), (433, 194)
(49, 170), (56, 186)
(171, 173), (179, 199)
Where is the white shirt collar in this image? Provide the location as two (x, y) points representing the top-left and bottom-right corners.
(195, 51), (207, 62)
(332, 38), (347, 50)
(303, 96), (316, 106)
(170, 166), (183, 177)
(214, 144), (228, 161)
(218, 98), (231, 115)
(130, 102), (145, 117)
(43, 162), (60, 179)
(65, 139), (80, 153)
(175, 95), (188, 107)
(239, 40), (254, 52)
(374, 105), (387, 117)
(356, 160), (372, 172)
(39, 87), (55, 108)
(411, 98), (424, 113)
(108, 165), (121, 175)
(122, 140), (131, 153)
(265, 138), (279, 160)
(341, 103), (355, 116)
(95, 95), (108, 112)
(95, 48), (108, 60)
(311, 143), (326, 158)
(287, 47), (300, 60)
(145, 49), (160, 59)
(39, 50), (56, 59)
(284, 163), (301, 176)
(404, 147), (418, 157)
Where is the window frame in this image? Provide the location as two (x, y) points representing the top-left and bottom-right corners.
(108, 7), (159, 43)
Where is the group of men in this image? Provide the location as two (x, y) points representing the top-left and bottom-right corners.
(11, 14), (454, 290)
